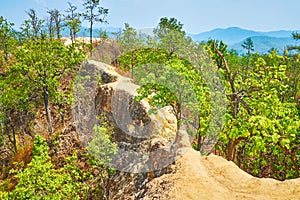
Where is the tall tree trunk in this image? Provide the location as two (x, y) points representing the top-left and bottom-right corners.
(197, 133), (202, 151)
(73, 28), (76, 42)
(43, 88), (52, 134)
(12, 126), (17, 153)
(70, 29), (74, 44)
(89, 17), (93, 57)
(226, 139), (235, 161)
(4, 42), (8, 61)
(56, 26), (60, 39)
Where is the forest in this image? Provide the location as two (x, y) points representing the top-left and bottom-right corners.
(0, 0), (299, 199)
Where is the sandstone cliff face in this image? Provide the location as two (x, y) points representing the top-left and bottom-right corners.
(73, 60), (188, 198)
(90, 60), (180, 172)
(75, 60), (178, 145)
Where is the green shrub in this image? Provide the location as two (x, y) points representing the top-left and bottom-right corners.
(8, 135), (89, 200)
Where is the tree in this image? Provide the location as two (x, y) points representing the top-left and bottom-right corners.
(0, 16), (15, 62)
(82, 0), (108, 55)
(153, 17), (187, 54)
(241, 37), (254, 66)
(242, 37), (254, 55)
(211, 41), (250, 160)
(21, 9), (44, 38)
(210, 40), (300, 179)
(292, 32), (300, 41)
(205, 39), (228, 69)
(12, 36), (86, 134)
(286, 32), (300, 105)
(287, 32), (300, 52)
(116, 18), (219, 153)
(98, 29), (108, 62)
(47, 9), (63, 39)
(65, 2), (81, 43)
(0, 23), (36, 154)
(87, 125), (118, 167)
(0, 66), (36, 153)
(46, 12), (55, 38)
(153, 17), (184, 38)
(100, 29), (108, 40)
(118, 45), (214, 152)
(116, 23), (144, 77)
(118, 23), (144, 53)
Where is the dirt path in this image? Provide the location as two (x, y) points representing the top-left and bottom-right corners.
(142, 148), (300, 200)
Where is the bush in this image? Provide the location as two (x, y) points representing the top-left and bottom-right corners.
(8, 135), (89, 200)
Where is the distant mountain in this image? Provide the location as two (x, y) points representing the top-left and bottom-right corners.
(189, 27), (300, 54)
(259, 30), (295, 38)
(230, 36), (295, 54)
(189, 27), (299, 44)
(189, 27), (265, 44)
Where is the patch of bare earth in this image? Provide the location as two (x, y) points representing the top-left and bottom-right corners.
(141, 148), (300, 200)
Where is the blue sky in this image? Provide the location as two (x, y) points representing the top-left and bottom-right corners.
(0, 0), (299, 33)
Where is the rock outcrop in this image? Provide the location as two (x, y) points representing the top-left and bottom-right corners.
(84, 60), (182, 172)
(73, 60), (190, 198)
(141, 148), (300, 200)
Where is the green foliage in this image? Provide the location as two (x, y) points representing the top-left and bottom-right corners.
(287, 32), (300, 52)
(118, 26), (214, 150)
(153, 17), (189, 54)
(87, 125), (118, 167)
(117, 23), (144, 53)
(0, 16), (16, 62)
(205, 40), (228, 69)
(214, 44), (300, 179)
(11, 36), (86, 133)
(0, 9), (299, 192)
(241, 37), (254, 66)
(241, 37), (254, 55)
(0, 34), (86, 163)
(117, 48), (170, 76)
(6, 135), (90, 199)
(115, 23), (145, 77)
(14, 36), (85, 95)
(153, 17), (184, 37)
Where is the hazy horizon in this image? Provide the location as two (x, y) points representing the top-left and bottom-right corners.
(0, 0), (299, 34)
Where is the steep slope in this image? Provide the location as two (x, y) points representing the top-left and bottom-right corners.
(141, 148), (300, 200)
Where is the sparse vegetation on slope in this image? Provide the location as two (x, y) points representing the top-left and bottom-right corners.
(0, 1), (299, 199)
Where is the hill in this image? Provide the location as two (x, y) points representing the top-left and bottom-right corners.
(189, 27), (299, 53)
(189, 27), (264, 44)
(230, 36), (295, 54)
(189, 27), (298, 43)
(259, 30), (296, 38)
